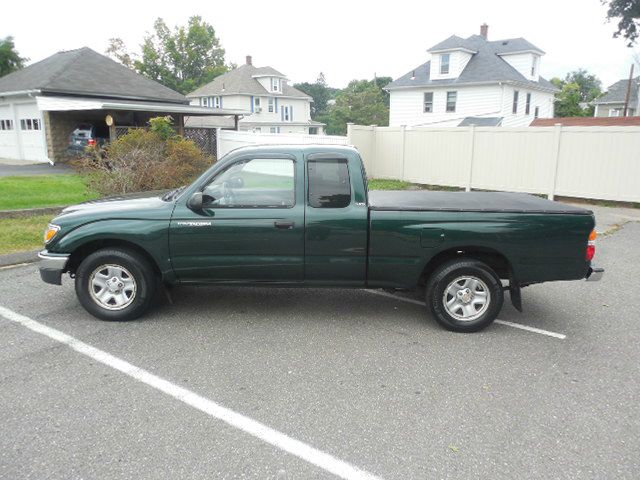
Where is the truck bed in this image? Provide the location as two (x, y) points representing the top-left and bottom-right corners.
(368, 190), (592, 215)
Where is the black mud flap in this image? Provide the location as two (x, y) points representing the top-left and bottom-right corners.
(509, 282), (522, 312)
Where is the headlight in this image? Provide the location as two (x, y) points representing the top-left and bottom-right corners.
(44, 224), (60, 244)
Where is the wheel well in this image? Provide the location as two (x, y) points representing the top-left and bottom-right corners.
(66, 239), (162, 278)
(420, 247), (513, 285)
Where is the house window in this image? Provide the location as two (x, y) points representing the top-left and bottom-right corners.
(254, 97), (261, 112)
(268, 97), (274, 113)
(534, 106), (540, 118)
(270, 127), (277, 133)
(512, 90), (519, 114)
(254, 127), (262, 133)
(440, 54), (450, 75)
(282, 105), (293, 122)
(271, 78), (280, 92)
(609, 108), (621, 117)
(446, 91), (457, 112)
(531, 56), (538, 77)
(423, 92), (433, 113)
(201, 97), (209, 107)
(212, 96), (221, 108)
(0, 119), (14, 130)
(525, 93), (531, 115)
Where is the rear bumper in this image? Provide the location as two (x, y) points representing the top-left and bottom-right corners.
(38, 250), (70, 286)
(585, 265), (604, 282)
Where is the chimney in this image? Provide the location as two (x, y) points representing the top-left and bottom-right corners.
(245, 55), (252, 66)
(480, 23), (489, 39)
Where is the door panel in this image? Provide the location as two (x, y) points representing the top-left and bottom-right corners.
(169, 156), (304, 283)
(304, 156), (368, 286)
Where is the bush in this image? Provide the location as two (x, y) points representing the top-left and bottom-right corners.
(74, 117), (212, 195)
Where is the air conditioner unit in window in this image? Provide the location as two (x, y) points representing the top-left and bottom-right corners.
(255, 107), (262, 113)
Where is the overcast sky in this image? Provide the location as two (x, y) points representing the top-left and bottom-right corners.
(2, 0), (638, 89)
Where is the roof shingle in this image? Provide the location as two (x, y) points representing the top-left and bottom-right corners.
(187, 64), (311, 99)
(388, 34), (554, 92)
(594, 76), (639, 104)
(0, 47), (187, 104)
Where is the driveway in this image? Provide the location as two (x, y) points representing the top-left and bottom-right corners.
(0, 220), (638, 479)
(0, 162), (76, 177)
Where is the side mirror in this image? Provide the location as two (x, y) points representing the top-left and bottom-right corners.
(187, 192), (203, 211)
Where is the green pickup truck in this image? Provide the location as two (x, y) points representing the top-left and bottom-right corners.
(39, 145), (603, 332)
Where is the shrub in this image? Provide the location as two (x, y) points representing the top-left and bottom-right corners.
(74, 117), (212, 196)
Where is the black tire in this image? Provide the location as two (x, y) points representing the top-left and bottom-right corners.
(425, 259), (504, 332)
(75, 248), (157, 321)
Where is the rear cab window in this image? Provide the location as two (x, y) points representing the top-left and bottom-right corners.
(307, 158), (351, 208)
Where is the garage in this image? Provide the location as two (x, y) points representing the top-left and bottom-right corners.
(0, 47), (246, 164)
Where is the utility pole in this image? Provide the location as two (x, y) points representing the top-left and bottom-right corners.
(623, 64), (634, 117)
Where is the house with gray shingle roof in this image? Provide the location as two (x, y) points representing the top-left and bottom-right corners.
(186, 56), (324, 134)
(593, 76), (639, 117)
(385, 24), (558, 127)
(0, 47), (244, 163)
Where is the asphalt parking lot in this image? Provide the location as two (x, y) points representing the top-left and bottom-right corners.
(1, 219), (639, 479)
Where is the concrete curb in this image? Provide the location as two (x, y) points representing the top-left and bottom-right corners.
(0, 249), (40, 268)
(0, 206), (65, 219)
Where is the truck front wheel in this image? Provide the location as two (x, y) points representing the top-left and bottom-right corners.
(75, 248), (157, 321)
(426, 259), (503, 332)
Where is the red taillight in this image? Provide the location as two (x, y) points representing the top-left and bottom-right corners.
(87, 138), (97, 146)
(586, 229), (596, 261)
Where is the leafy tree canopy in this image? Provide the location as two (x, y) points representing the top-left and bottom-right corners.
(551, 69), (603, 117)
(0, 36), (27, 78)
(107, 16), (227, 94)
(603, 0), (640, 46)
(318, 78), (390, 135)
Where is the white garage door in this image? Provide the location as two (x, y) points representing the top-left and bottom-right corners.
(0, 104), (20, 160)
(15, 102), (48, 162)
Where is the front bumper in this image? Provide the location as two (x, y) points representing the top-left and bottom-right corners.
(38, 250), (70, 285)
(586, 265), (604, 282)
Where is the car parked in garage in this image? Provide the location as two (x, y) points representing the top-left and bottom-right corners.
(67, 123), (109, 156)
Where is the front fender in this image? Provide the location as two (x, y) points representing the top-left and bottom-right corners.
(50, 219), (173, 279)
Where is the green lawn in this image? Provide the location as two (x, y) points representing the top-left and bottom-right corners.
(0, 175), (98, 210)
(0, 215), (52, 255)
(368, 179), (415, 190)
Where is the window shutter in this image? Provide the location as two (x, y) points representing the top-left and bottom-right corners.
(281, 105), (284, 121)
(251, 96), (254, 113)
(290, 105), (293, 121)
(275, 97), (278, 113)
(220, 96), (223, 108)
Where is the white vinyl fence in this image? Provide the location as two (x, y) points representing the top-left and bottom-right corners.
(347, 124), (640, 202)
(217, 129), (348, 158)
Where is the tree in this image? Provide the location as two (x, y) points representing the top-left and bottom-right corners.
(294, 72), (331, 118)
(106, 38), (134, 68)
(603, 0), (640, 46)
(551, 69), (603, 117)
(318, 78), (389, 135)
(108, 16), (228, 93)
(0, 36), (27, 78)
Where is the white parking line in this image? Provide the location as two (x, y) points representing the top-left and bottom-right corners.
(0, 305), (383, 480)
(364, 289), (566, 340)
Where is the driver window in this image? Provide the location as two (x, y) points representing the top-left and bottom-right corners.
(202, 158), (295, 208)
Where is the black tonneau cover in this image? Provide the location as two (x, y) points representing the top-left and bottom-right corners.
(368, 190), (592, 215)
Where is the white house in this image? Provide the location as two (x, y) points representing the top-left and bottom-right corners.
(386, 25), (558, 127)
(187, 56), (325, 135)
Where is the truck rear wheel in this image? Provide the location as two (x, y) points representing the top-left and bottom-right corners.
(426, 259), (503, 332)
(75, 248), (157, 321)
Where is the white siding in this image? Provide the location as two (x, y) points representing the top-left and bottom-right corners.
(390, 85), (503, 127)
(499, 53), (540, 82)
(390, 84), (555, 128)
(429, 51), (473, 80)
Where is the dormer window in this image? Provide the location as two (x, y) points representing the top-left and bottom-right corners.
(271, 78), (280, 92)
(531, 56), (538, 76)
(440, 54), (450, 75)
